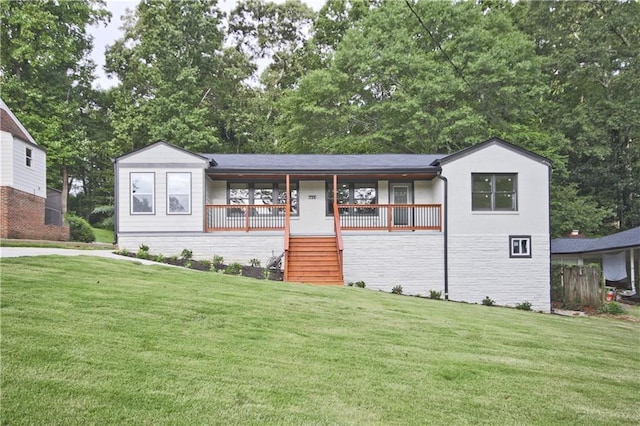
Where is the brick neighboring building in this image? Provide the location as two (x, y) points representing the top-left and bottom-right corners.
(0, 98), (69, 241)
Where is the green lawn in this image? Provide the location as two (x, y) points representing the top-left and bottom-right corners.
(1, 257), (638, 425)
(91, 226), (114, 244)
(0, 239), (113, 250)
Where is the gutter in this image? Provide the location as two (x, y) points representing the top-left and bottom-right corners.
(436, 172), (449, 301)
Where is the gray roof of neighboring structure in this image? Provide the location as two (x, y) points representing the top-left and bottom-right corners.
(0, 97), (41, 149)
(551, 226), (640, 254)
(202, 153), (446, 175)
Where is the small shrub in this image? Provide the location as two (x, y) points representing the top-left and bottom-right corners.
(136, 244), (150, 260)
(481, 296), (495, 306)
(199, 260), (212, 270)
(224, 262), (242, 275)
(66, 214), (96, 243)
(355, 281), (366, 288)
(168, 255), (178, 263)
(180, 249), (193, 261)
(249, 258), (261, 267)
(118, 248), (129, 256)
(429, 290), (443, 300)
(346, 282), (354, 287)
(391, 285), (403, 295)
(212, 255), (224, 268)
(599, 302), (627, 315)
(184, 261), (192, 269)
(515, 301), (532, 311)
(154, 254), (165, 263)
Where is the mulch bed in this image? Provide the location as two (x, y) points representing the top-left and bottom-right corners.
(115, 251), (283, 281)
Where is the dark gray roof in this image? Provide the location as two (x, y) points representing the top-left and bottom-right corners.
(551, 226), (640, 254)
(202, 153), (445, 175)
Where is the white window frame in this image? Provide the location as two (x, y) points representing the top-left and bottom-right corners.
(130, 172), (155, 215)
(25, 147), (32, 168)
(167, 172), (192, 215)
(510, 235), (531, 258)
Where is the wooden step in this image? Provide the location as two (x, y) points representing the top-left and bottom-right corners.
(286, 236), (343, 285)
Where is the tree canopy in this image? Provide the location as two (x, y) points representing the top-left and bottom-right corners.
(2, 0), (638, 235)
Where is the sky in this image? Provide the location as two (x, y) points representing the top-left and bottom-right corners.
(89, 0), (326, 89)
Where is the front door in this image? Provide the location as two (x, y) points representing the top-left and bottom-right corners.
(390, 183), (412, 226)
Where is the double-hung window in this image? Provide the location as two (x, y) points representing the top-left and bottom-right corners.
(472, 173), (517, 211)
(228, 182), (298, 215)
(131, 172), (154, 214)
(326, 182), (377, 215)
(25, 148), (32, 167)
(167, 172), (191, 214)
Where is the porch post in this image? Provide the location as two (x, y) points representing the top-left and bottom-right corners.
(286, 174), (291, 224)
(333, 174), (338, 213)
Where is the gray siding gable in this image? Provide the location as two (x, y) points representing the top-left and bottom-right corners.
(437, 137), (552, 168)
(115, 140), (210, 163)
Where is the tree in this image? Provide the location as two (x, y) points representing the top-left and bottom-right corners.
(106, 0), (254, 153)
(275, 0), (562, 158)
(1, 0), (110, 216)
(517, 0), (640, 232)
(228, 0), (316, 90)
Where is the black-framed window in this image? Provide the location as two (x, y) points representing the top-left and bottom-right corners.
(228, 181), (298, 215)
(131, 172), (155, 214)
(167, 172), (191, 214)
(510, 235), (531, 258)
(472, 173), (517, 211)
(25, 147), (32, 167)
(326, 182), (377, 216)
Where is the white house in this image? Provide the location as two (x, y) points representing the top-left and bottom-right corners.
(0, 98), (68, 241)
(114, 137), (552, 311)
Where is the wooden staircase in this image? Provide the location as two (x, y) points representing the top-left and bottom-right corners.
(285, 236), (343, 285)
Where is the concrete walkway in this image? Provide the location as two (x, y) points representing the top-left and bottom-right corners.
(0, 247), (164, 266)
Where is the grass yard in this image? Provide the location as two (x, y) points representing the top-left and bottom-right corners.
(0, 239), (113, 250)
(91, 227), (115, 244)
(1, 256), (639, 425)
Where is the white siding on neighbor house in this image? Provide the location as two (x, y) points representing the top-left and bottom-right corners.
(117, 232), (284, 264)
(0, 131), (14, 187)
(442, 142), (551, 312)
(0, 134), (46, 198)
(342, 232), (444, 296)
(117, 143), (209, 234)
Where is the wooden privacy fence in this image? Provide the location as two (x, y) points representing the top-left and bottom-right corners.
(552, 264), (602, 309)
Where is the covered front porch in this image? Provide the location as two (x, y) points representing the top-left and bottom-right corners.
(201, 154), (445, 285)
(204, 174), (443, 233)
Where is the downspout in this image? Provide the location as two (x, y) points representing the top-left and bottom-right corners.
(436, 172), (448, 301)
(112, 157), (118, 245)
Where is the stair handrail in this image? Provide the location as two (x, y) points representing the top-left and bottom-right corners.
(333, 175), (344, 282)
(284, 175), (291, 281)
